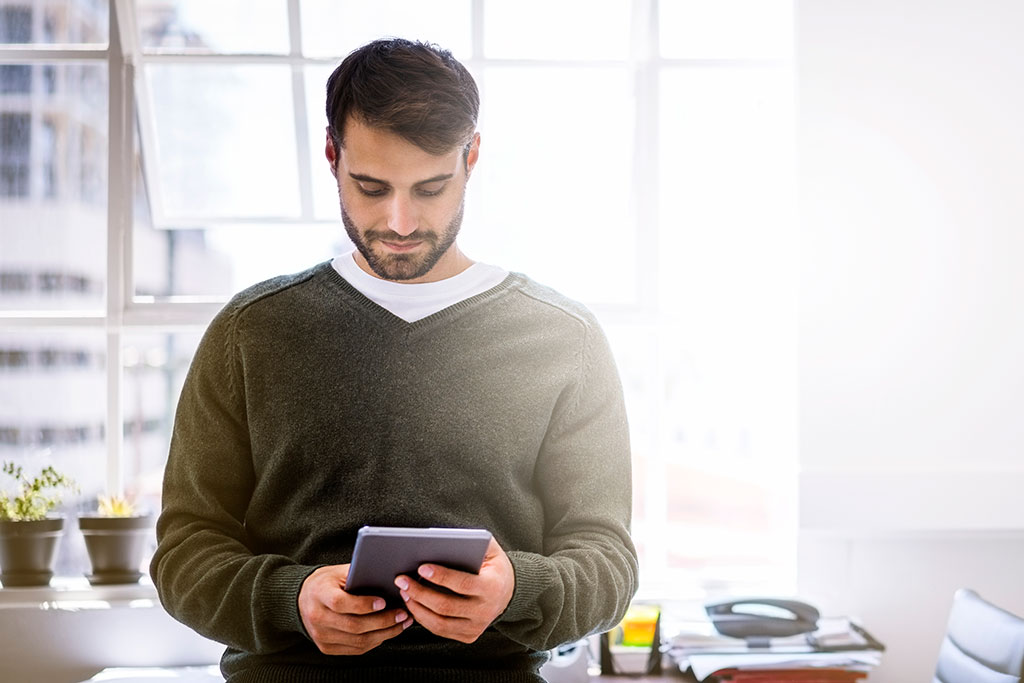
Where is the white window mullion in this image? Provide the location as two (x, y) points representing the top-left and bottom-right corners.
(630, 0), (669, 591)
(127, 7), (165, 233)
(288, 0), (314, 222)
(470, 0), (485, 62)
(105, 0), (135, 497)
(630, 0), (659, 314)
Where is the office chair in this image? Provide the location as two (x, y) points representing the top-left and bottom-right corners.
(933, 588), (1024, 683)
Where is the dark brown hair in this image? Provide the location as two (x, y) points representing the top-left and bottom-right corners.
(326, 38), (479, 160)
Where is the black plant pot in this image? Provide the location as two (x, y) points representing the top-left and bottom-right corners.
(0, 517), (65, 587)
(78, 514), (154, 585)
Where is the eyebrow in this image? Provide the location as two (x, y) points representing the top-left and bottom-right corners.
(348, 172), (454, 187)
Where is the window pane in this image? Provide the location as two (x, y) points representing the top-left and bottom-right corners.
(658, 66), (797, 594)
(659, 67), (796, 309)
(146, 64), (300, 220)
(484, 0), (630, 60)
(0, 0), (108, 45)
(0, 62), (107, 311)
(136, 0), (288, 54)
(136, 70), (340, 299)
(306, 64), (340, 222)
(659, 0), (794, 60)
(600, 320), (661, 582)
(134, 222), (343, 299)
(464, 66), (637, 306)
(0, 64), (29, 93)
(0, 328), (107, 576)
(301, 0), (471, 60)
(122, 331), (201, 516)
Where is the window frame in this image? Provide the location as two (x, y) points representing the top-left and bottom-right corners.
(1, 0), (797, 596)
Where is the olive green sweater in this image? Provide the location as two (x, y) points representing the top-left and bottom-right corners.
(151, 261), (637, 682)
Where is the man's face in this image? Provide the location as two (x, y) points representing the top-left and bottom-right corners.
(326, 117), (479, 283)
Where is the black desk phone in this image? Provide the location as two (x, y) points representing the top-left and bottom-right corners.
(705, 597), (820, 646)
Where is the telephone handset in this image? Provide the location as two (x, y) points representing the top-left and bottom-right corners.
(705, 597), (820, 645)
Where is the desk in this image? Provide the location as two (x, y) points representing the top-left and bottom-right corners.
(594, 676), (695, 682)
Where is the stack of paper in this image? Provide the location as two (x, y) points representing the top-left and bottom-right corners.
(665, 617), (884, 682)
(667, 617), (872, 653)
(687, 651), (881, 682)
(711, 669), (869, 682)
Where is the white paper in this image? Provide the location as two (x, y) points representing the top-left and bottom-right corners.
(685, 651), (883, 681)
(667, 617), (867, 651)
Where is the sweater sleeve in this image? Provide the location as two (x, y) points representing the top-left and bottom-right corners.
(150, 306), (316, 653)
(493, 317), (639, 651)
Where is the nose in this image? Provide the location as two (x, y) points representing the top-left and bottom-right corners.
(386, 195), (418, 236)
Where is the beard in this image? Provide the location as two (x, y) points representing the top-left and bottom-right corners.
(340, 198), (465, 281)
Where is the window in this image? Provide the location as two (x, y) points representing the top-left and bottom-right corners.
(0, 6), (32, 43)
(0, 111), (29, 196)
(0, 64), (28, 92)
(0, 0), (796, 599)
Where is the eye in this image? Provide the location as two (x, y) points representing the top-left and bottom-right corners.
(357, 183), (388, 197)
(416, 183), (447, 197)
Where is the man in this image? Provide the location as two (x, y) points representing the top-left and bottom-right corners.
(151, 38), (637, 682)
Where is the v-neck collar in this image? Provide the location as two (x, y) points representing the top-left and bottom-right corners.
(319, 261), (521, 335)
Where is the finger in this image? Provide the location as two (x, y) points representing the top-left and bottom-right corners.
(315, 617), (413, 655)
(327, 607), (411, 635)
(482, 536), (504, 563)
(330, 563), (392, 615)
(416, 563), (480, 598)
(397, 574), (471, 617)
(401, 595), (478, 644)
(325, 591), (389, 616)
(401, 588), (467, 630)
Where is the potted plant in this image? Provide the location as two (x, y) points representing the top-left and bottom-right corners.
(0, 461), (77, 587)
(78, 493), (154, 585)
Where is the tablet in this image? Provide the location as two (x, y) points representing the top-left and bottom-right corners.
(345, 526), (492, 605)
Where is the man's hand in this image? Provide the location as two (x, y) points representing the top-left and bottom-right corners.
(298, 564), (412, 655)
(394, 536), (515, 644)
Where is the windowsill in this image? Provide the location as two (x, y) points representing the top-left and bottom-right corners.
(0, 576), (701, 615)
(0, 575), (158, 609)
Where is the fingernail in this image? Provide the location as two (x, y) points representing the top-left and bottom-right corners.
(396, 611), (407, 623)
(395, 577), (409, 590)
(418, 565), (434, 579)
(372, 599), (386, 611)
(403, 618), (413, 629)
(400, 590), (410, 602)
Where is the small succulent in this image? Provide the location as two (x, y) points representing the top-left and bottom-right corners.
(97, 493), (138, 517)
(0, 461), (77, 522)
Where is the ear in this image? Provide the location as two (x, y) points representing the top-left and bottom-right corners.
(464, 132), (481, 177)
(325, 128), (338, 177)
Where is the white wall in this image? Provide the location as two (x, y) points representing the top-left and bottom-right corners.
(797, 1), (1024, 681)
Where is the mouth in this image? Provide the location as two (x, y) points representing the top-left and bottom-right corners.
(379, 240), (424, 254)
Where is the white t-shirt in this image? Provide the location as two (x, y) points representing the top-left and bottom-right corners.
(332, 250), (509, 323)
